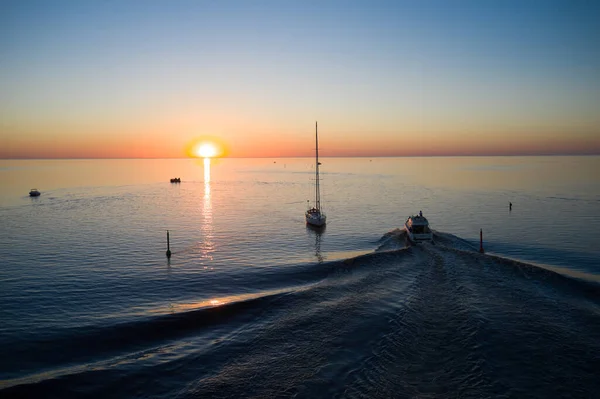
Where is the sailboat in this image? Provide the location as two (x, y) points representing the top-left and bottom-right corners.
(306, 121), (327, 227)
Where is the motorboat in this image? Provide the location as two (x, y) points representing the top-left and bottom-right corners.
(305, 122), (326, 227)
(170, 178), (181, 183)
(29, 188), (40, 197)
(405, 212), (433, 242)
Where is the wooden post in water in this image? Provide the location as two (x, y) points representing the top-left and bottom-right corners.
(166, 230), (172, 258)
(479, 229), (485, 253)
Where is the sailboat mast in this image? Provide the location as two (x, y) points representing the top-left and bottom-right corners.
(315, 121), (321, 210)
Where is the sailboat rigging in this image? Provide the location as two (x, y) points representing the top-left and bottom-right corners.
(306, 121), (327, 227)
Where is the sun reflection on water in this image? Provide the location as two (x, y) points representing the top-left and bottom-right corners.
(201, 157), (214, 261)
(149, 288), (299, 315)
(204, 157), (211, 185)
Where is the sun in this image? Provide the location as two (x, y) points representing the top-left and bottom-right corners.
(185, 137), (227, 159)
(195, 143), (218, 158)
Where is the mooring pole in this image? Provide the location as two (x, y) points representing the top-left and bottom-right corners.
(479, 228), (485, 253)
(166, 230), (172, 258)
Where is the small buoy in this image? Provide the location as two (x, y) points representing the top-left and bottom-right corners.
(479, 229), (485, 253)
(166, 230), (172, 258)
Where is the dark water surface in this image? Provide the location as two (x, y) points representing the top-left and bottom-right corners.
(1, 157), (599, 398)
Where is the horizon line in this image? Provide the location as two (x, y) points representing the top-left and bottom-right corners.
(2, 153), (599, 160)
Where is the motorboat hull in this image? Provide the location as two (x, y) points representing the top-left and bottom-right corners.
(404, 223), (433, 242)
(404, 215), (433, 242)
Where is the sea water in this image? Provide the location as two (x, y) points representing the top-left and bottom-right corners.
(1, 156), (599, 398)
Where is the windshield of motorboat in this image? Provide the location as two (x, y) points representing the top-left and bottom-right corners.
(412, 225), (430, 234)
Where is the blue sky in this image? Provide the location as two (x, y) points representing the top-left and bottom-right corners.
(1, 0), (599, 157)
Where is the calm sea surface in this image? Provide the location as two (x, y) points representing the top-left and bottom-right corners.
(1, 156), (599, 398)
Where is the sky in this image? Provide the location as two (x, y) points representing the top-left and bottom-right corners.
(1, 0), (599, 158)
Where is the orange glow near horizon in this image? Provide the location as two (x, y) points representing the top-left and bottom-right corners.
(1, 128), (599, 159)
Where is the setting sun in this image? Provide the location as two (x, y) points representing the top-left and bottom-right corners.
(196, 143), (218, 158)
(185, 137), (227, 159)
(196, 143), (217, 158)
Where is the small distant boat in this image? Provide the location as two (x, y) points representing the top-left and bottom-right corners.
(405, 212), (433, 242)
(29, 188), (40, 197)
(170, 178), (181, 183)
(305, 122), (326, 227)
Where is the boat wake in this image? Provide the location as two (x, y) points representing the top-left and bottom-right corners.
(2, 230), (600, 398)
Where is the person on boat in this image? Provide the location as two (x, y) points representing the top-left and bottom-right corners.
(419, 210), (423, 217)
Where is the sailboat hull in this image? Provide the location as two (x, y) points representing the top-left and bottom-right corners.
(306, 215), (327, 227)
(306, 212), (326, 227)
